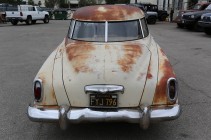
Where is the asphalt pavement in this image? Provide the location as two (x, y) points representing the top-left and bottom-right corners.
(0, 20), (211, 140)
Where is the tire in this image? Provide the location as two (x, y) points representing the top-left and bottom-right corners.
(43, 15), (49, 23)
(32, 20), (36, 24)
(177, 23), (184, 28)
(147, 16), (156, 24)
(26, 16), (32, 25)
(193, 22), (203, 32)
(159, 14), (167, 21)
(204, 28), (211, 35)
(11, 20), (18, 25)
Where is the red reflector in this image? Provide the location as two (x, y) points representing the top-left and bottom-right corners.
(34, 81), (41, 101)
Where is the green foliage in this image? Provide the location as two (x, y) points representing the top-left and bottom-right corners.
(59, 0), (69, 8)
(78, 0), (97, 7)
(0, 0), (23, 4)
(105, 0), (130, 4)
(38, 1), (41, 6)
(28, 0), (34, 5)
(45, 0), (59, 8)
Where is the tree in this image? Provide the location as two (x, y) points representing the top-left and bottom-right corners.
(78, 0), (97, 7)
(28, 0), (34, 5)
(59, 0), (69, 8)
(105, 0), (130, 4)
(0, 0), (23, 4)
(38, 1), (41, 6)
(45, 0), (59, 8)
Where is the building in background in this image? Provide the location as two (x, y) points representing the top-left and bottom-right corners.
(21, 0), (211, 9)
(23, 0), (45, 7)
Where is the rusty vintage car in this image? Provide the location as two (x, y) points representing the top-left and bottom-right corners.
(27, 5), (181, 130)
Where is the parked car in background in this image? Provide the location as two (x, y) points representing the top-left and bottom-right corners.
(198, 13), (211, 35)
(175, 2), (210, 28)
(130, 3), (158, 24)
(6, 5), (49, 25)
(139, 3), (169, 21)
(182, 4), (211, 30)
(27, 5), (181, 130)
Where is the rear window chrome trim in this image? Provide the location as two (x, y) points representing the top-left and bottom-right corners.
(70, 18), (149, 42)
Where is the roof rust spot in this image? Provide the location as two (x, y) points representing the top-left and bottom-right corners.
(66, 41), (95, 73)
(118, 44), (142, 72)
(72, 5), (144, 21)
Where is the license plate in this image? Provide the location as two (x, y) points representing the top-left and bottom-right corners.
(90, 94), (117, 108)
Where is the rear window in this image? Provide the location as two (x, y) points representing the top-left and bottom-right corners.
(107, 20), (142, 42)
(70, 19), (149, 42)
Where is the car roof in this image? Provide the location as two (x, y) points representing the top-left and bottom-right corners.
(72, 5), (145, 21)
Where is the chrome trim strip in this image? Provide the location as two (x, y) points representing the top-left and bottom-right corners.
(105, 21), (108, 42)
(28, 104), (181, 124)
(70, 20), (76, 39)
(84, 85), (124, 94)
(139, 19), (145, 38)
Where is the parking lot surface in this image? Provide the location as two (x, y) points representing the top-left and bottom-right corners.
(0, 21), (211, 140)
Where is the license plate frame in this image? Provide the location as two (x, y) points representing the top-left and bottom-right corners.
(90, 94), (118, 108)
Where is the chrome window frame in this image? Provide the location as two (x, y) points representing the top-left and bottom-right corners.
(69, 18), (148, 42)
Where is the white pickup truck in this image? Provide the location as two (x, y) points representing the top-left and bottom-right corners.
(6, 5), (49, 25)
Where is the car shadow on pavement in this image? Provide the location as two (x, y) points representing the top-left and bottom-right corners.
(32, 121), (187, 140)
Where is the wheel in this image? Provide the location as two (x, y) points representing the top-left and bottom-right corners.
(32, 20), (36, 24)
(26, 16), (32, 25)
(193, 22), (203, 32)
(204, 28), (211, 35)
(147, 16), (156, 24)
(43, 15), (49, 23)
(186, 24), (194, 30)
(177, 23), (184, 28)
(11, 20), (18, 25)
(159, 14), (167, 21)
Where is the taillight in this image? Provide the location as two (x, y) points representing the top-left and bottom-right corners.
(167, 78), (178, 103)
(20, 12), (23, 16)
(33, 80), (42, 101)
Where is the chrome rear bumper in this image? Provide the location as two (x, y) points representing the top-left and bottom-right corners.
(28, 104), (181, 129)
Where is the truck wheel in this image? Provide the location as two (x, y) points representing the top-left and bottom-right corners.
(43, 15), (49, 23)
(32, 20), (36, 24)
(204, 28), (211, 35)
(26, 16), (32, 25)
(159, 14), (167, 21)
(147, 16), (156, 24)
(11, 20), (18, 25)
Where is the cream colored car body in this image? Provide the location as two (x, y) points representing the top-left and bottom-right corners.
(29, 5), (180, 129)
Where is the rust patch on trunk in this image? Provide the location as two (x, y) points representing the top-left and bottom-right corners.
(66, 41), (95, 73)
(153, 49), (175, 105)
(73, 5), (143, 21)
(147, 63), (153, 79)
(118, 44), (142, 72)
(105, 45), (110, 49)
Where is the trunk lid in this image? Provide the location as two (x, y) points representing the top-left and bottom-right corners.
(62, 40), (151, 107)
